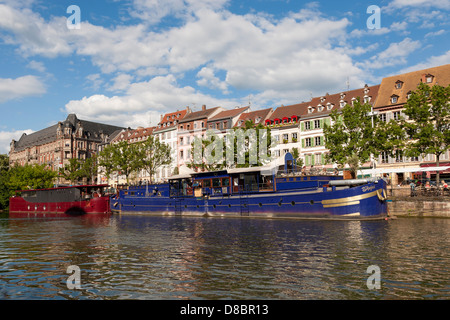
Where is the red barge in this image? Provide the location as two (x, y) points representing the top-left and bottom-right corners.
(9, 184), (112, 216)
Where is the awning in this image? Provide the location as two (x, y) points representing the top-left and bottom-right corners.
(360, 166), (450, 175)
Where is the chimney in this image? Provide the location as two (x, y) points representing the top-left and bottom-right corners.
(186, 106), (191, 113)
(160, 114), (163, 122)
(202, 105), (206, 111)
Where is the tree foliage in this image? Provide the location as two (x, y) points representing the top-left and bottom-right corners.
(187, 120), (274, 171)
(99, 138), (172, 184)
(1, 156), (57, 210)
(401, 82), (450, 186)
(324, 98), (382, 178)
(98, 141), (141, 184)
(58, 156), (99, 185)
(0, 154), (10, 210)
(59, 158), (84, 184)
(136, 136), (172, 183)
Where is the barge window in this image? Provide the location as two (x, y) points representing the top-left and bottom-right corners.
(212, 178), (221, 187)
(203, 179), (211, 188)
(222, 178), (230, 186)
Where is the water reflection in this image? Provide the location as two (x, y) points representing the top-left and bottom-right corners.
(0, 215), (448, 299)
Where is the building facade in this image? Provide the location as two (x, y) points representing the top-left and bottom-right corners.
(264, 103), (306, 161)
(177, 105), (224, 169)
(373, 64), (450, 185)
(153, 107), (191, 181)
(299, 84), (380, 171)
(9, 114), (124, 178)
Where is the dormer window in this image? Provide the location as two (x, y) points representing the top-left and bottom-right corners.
(340, 93), (346, 99)
(317, 105), (323, 112)
(391, 95), (399, 104)
(308, 107), (314, 114)
(426, 75), (434, 83)
(395, 80), (403, 89)
(407, 91), (412, 99)
(351, 97), (356, 106)
(255, 117), (261, 123)
(364, 84), (369, 94)
(340, 101), (346, 108)
(326, 103), (333, 110)
(364, 95), (371, 103)
(320, 97), (326, 103)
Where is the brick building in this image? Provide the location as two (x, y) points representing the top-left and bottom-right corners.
(9, 114), (124, 175)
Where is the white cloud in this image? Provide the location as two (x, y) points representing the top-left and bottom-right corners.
(85, 73), (104, 91)
(130, 0), (230, 24)
(0, 129), (34, 154)
(0, 75), (46, 103)
(398, 50), (450, 73)
(196, 66), (229, 93)
(362, 38), (421, 69)
(425, 29), (446, 37)
(0, 4), (72, 57)
(26, 60), (46, 72)
(386, 0), (450, 10)
(64, 75), (238, 128)
(107, 73), (134, 92)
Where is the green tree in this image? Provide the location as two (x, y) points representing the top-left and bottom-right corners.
(229, 120), (274, 168)
(136, 136), (172, 183)
(188, 133), (226, 172)
(323, 98), (381, 179)
(402, 82), (450, 187)
(291, 147), (304, 168)
(187, 120), (274, 171)
(0, 154), (10, 210)
(8, 164), (57, 192)
(80, 154), (99, 184)
(98, 141), (141, 184)
(59, 158), (83, 184)
(98, 145), (117, 180)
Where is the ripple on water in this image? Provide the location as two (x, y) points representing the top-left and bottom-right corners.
(0, 216), (449, 299)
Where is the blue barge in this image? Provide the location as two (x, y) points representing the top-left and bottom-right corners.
(111, 161), (388, 220)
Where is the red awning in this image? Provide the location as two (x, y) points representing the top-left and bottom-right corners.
(420, 162), (450, 174)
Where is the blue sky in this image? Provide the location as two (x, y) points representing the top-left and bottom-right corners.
(0, 0), (449, 153)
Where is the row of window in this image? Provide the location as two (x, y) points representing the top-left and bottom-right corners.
(304, 153), (329, 166)
(379, 151), (450, 163)
(179, 121), (206, 131)
(307, 96), (372, 114)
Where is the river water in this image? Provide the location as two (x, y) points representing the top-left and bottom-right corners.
(0, 213), (448, 300)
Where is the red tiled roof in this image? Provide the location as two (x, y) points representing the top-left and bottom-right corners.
(154, 109), (189, 133)
(374, 64), (450, 109)
(301, 85), (380, 119)
(179, 107), (222, 123)
(233, 108), (273, 127)
(267, 101), (310, 121)
(208, 106), (249, 121)
(113, 126), (155, 142)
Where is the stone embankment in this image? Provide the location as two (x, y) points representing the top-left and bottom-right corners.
(387, 187), (450, 218)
